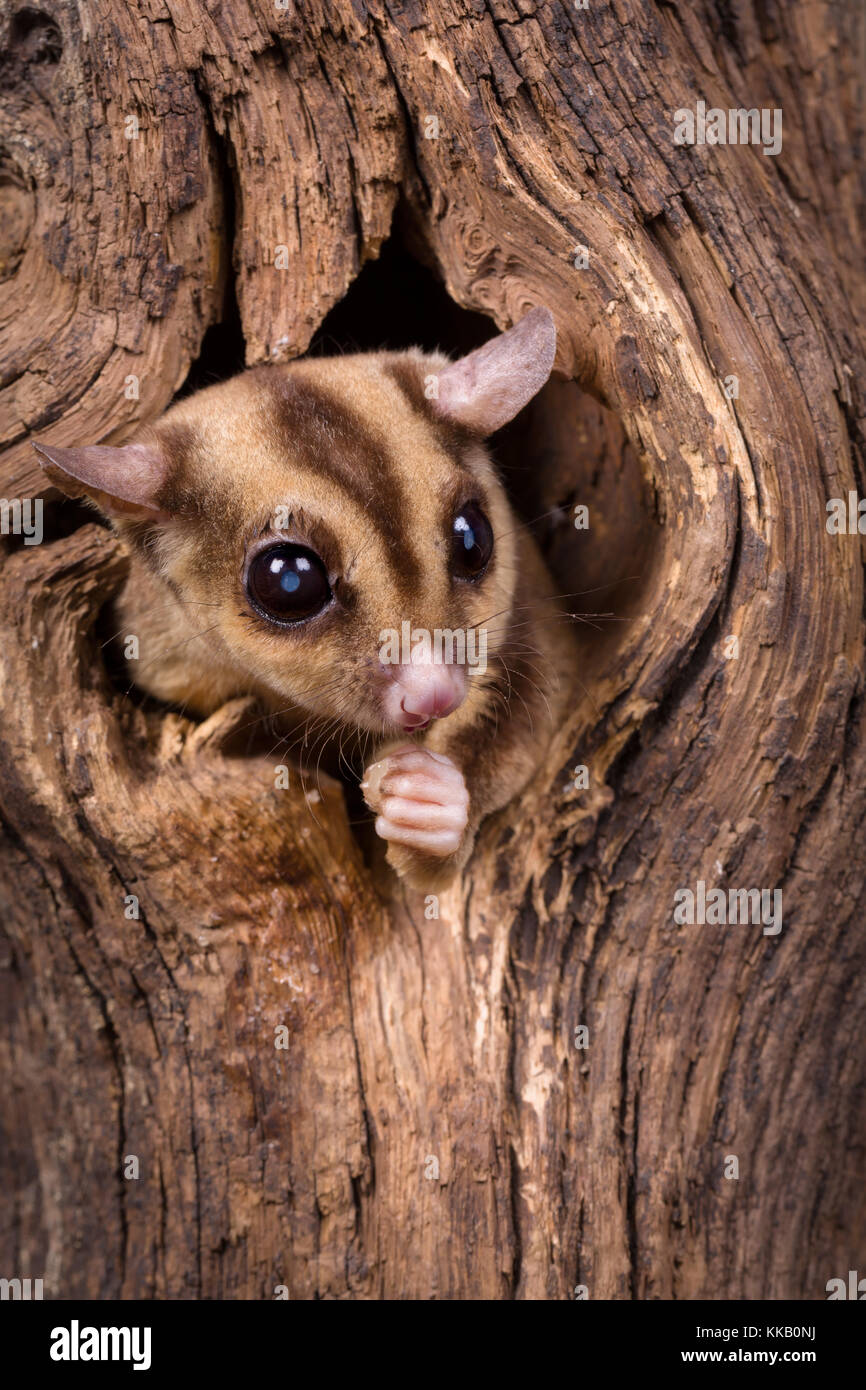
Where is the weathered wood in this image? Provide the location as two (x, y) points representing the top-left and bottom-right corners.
(1, 0), (864, 1298)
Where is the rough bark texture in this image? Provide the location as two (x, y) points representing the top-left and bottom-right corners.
(1, 0), (865, 1299)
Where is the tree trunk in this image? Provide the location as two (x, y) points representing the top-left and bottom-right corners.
(2, 0), (864, 1300)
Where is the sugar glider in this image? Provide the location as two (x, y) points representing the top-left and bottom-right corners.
(34, 307), (578, 890)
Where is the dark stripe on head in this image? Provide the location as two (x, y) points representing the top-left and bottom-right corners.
(253, 366), (421, 594)
(384, 356), (478, 461)
(151, 421), (205, 515)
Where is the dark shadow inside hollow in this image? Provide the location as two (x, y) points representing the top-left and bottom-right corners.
(496, 380), (659, 663)
(307, 233), (493, 359)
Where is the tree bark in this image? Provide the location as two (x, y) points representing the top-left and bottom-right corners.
(1, 0), (865, 1299)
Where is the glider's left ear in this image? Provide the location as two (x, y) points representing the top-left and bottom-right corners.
(432, 305), (557, 436)
(32, 439), (172, 523)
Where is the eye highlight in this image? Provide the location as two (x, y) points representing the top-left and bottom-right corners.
(246, 543), (332, 624)
(451, 501), (493, 580)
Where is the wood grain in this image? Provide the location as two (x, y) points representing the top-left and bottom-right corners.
(1, 0), (864, 1298)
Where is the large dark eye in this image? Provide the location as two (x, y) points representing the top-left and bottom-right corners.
(246, 544), (332, 624)
(451, 501), (493, 579)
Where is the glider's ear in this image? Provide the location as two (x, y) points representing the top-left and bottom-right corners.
(32, 439), (172, 522)
(432, 305), (557, 436)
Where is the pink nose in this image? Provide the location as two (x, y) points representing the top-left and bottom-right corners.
(401, 683), (459, 723)
(383, 662), (467, 731)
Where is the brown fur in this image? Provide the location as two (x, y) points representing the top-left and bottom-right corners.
(36, 332), (578, 888)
